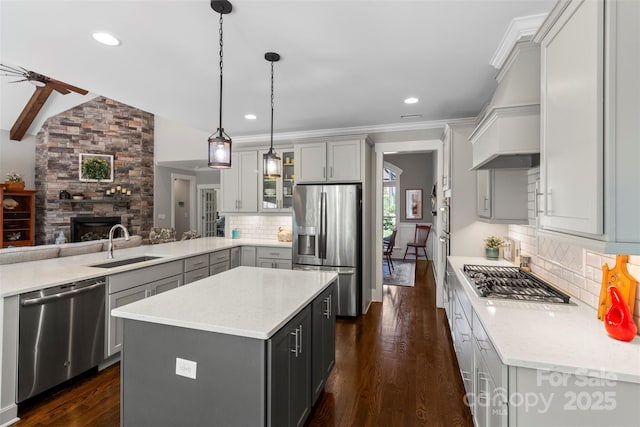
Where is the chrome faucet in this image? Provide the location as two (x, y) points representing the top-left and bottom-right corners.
(107, 224), (130, 259)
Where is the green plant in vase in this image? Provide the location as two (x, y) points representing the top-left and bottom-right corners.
(484, 235), (504, 260)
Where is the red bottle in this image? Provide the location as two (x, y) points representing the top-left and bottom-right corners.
(604, 286), (638, 342)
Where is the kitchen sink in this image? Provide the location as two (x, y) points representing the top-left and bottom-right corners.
(89, 256), (163, 269)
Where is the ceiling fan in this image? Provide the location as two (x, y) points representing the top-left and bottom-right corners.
(0, 63), (88, 141)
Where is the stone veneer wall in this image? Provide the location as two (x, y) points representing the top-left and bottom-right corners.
(35, 97), (154, 244)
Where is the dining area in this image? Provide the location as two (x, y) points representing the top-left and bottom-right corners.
(383, 224), (431, 287)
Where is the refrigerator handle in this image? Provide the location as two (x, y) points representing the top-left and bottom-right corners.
(320, 191), (327, 259)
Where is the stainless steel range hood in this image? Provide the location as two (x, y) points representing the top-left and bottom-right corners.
(469, 40), (541, 170)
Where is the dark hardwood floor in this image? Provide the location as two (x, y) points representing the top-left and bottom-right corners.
(16, 260), (472, 426)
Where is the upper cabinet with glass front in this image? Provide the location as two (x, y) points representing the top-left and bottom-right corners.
(259, 147), (295, 212)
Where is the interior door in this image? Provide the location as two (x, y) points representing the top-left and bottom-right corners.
(199, 187), (217, 237)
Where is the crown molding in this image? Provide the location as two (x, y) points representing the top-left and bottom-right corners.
(490, 13), (548, 70)
(232, 117), (475, 145)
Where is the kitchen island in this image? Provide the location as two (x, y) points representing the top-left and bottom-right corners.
(112, 266), (337, 427)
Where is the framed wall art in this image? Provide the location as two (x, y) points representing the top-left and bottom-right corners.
(405, 189), (423, 220)
(79, 153), (114, 182)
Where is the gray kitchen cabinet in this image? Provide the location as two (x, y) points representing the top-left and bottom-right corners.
(257, 246), (292, 270)
(268, 305), (311, 427)
(241, 246), (257, 267)
(230, 246), (241, 268)
(106, 261), (183, 357)
(535, 0), (640, 253)
(311, 282), (336, 404)
(473, 312), (508, 427)
(294, 138), (363, 183)
(220, 150), (258, 213)
(210, 248), (231, 275)
(476, 169), (528, 224)
(184, 253), (210, 284)
(184, 267), (209, 284)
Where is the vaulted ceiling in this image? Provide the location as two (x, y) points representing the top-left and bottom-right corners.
(0, 0), (554, 140)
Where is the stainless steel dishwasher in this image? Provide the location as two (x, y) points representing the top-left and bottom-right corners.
(18, 277), (106, 402)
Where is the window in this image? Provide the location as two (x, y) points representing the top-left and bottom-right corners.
(383, 162), (402, 238)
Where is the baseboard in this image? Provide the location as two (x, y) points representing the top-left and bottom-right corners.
(0, 403), (18, 427)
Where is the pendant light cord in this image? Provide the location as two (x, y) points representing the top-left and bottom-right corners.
(218, 12), (224, 135)
(270, 61), (274, 150)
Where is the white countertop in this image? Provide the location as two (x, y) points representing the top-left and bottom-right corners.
(111, 266), (337, 339)
(0, 237), (291, 297)
(448, 256), (640, 384)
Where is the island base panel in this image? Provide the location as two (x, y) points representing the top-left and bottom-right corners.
(121, 320), (266, 427)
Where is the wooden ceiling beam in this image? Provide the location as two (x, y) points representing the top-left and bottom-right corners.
(10, 85), (54, 141)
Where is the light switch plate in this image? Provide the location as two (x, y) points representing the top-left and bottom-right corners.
(175, 357), (197, 379)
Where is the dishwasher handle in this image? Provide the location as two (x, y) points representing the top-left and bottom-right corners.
(21, 281), (106, 307)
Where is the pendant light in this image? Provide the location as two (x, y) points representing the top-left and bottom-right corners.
(208, 1), (233, 169)
(263, 52), (282, 178)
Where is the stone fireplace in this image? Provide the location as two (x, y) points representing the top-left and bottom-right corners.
(70, 216), (122, 242)
(35, 96), (154, 244)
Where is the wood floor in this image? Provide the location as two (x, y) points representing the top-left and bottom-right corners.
(16, 260), (473, 426)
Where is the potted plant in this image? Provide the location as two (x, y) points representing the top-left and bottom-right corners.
(5, 171), (25, 191)
(484, 235), (504, 260)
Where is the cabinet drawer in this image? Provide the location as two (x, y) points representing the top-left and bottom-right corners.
(454, 282), (473, 325)
(108, 260), (183, 294)
(256, 246), (291, 260)
(473, 312), (506, 386)
(184, 254), (209, 272)
(184, 266), (209, 284)
(210, 249), (230, 264)
(210, 260), (229, 276)
(150, 274), (183, 295)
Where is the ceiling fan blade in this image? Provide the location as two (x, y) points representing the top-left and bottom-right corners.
(10, 85), (54, 141)
(0, 63), (27, 75)
(47, 78), (88, 95)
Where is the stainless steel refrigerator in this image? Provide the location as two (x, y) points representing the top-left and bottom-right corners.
(292, 184), (361, 317)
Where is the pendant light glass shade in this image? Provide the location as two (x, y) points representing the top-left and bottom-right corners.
(263, 147), (281, 178)
(208, 133), (232, 168)
(263, 52), (281, 178)
(208, 1), (233, 169)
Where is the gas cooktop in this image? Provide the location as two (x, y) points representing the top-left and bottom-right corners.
(463, 264), (571, 304)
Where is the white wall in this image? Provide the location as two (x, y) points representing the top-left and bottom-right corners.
(0, 130), (36, 188)
(154, 115), (210, 162)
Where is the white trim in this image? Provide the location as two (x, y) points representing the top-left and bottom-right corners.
(232, 117), (475, 145)
(490, 13), (548, 70)
(373, 139), (442, 304)
(170, 173), (197, 233)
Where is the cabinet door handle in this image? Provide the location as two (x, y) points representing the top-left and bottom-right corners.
(290, 328), (299, 357)
(324, 296), (330, 318)
(534, 180), (544, 214)
(330, 166), (333, 178)
(323, 167), (326, 178)
(298, 324), (303, 355)
(484, 196), (489, 211)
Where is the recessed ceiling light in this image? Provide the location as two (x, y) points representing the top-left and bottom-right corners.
(92, 32), (121, 46)
(404, 97), (419, 104)
(244, 114), (257, 120)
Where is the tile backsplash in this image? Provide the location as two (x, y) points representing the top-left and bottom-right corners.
(227, 215), (292, 241)
(508, 167), (640, 332)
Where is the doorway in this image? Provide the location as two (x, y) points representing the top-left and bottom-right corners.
(171, 173), (196, 238)
(197, 184), (220, 237)
(374, 139), (443, 305)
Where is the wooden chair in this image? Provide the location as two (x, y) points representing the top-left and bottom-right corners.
(383, 229), (398, 271)
(403, 224), (431, 262)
